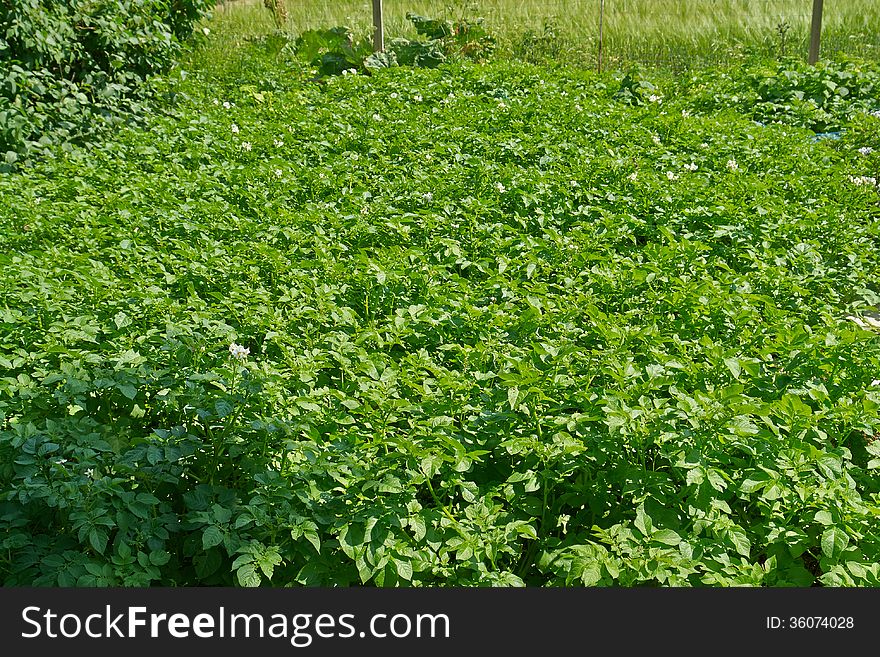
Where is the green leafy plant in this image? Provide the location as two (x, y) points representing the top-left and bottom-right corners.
(293, 26), (373, 76)
(2, 33), (880, 587)
(0, 0), (213, 164)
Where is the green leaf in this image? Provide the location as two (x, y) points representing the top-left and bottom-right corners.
(149, 550), (170, 566)
(236, 563), (261, 587)
(634, 503), (653, 537)
(740, 472), (770, 493)
(821, 527), (849, 560)
(728, 527), (750, 557)
(577, 560), (602, 586)
(256, 550), (282, 579)
(653, 529), (682, 546)
(117, 384), (137, 400)
(410, 516), (426, 542)
(395, 559), (413, 581)
(202, 526), (224, 550)
(723, 357), (741, 380)
(88, 528), (108, 554)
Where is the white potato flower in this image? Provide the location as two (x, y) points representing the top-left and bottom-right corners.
(229, 343), (250, 361)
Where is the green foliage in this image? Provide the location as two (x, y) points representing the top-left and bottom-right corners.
(293, 26), (372, 76)
(0, 0), (213, 163)
(2, 40), (880, 586)
(614, 71), (658, 106)
(406, 13), (496, 62)
(292, 14), (495, 78)
(510, 20), (566, 64)
(686, 57), (880, 132)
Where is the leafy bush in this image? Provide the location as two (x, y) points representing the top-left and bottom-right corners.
(292, 27), (370, 76)
(0, 0), (213, 164)
(292, 14), (495, 78)
(686, 57), (880, 132)
(613, 71), (659, 106)
(406, 13), (495, 62)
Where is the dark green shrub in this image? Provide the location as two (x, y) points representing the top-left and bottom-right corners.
(0, 0), (213, 163)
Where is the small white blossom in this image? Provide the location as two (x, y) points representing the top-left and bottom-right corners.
(422, 192), (433, 202)
(495, 182), (506, 193)
(681, 109), (691, 118)
(700, 142), (709, 148)
(666, 171), (678, 180)
(223, 101), (232, 109)
(85, 468), (95, 477)
(871, 110), (880, 118)
(229, 343), (250, 361)
(858, 146), (874, 155)
(849, 175), (877, 186)
(274, 139), (284, 148)
(202, 27), (211, 36)
(570, 180), (579, 187)
(274, 169), (283, 178)
(648, 94), (662, 103)
(413, 95), (423, 102)
(558, 514), (571, 533)
(241, 141), (252, 151)
(627, 171), (638, 182)
(372, 113), (382, 121)
(231, 123), (239, 133)
(390, 92), (398, 99)
(684, 162), (698, 172)
(498, 101), (507, 109)
(726, 158), (739, 171)
(652, 135), (661, 145)
(213, 98), (219, 105)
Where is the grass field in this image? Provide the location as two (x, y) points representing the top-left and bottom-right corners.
(211, 0), (880, 68)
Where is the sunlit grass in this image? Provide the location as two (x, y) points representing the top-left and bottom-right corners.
(205, 0), (880, 69)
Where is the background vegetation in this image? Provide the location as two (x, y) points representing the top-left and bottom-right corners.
(212, 0), (880, 68)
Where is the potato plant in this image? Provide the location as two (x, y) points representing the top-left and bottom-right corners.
(1, 40), (880, 586)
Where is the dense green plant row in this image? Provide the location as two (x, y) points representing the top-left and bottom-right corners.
(2, 43), (880, 586)
(0, 0), (213, 164)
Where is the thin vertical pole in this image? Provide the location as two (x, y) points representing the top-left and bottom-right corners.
(809, 0), (824, 64)
(372, 0), (384, 52)
(597, 0), (605, 73)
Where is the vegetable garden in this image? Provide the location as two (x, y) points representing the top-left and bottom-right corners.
(2, 1), (880, 587)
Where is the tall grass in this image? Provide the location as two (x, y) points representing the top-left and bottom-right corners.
(206, 0), (880, 68)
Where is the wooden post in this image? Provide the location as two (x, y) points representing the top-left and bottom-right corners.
(372, 0), (384, 52)
(809, 0), (824, 64)
(597, 0), (605, 73)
